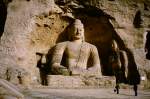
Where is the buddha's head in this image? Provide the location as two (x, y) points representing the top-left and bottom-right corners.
(68, 19), (85, 41)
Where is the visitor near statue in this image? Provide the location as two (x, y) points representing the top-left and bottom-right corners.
(145, 30), (150, 60)
(51, 19), (102, 77)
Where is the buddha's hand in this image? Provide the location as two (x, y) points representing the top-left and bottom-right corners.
(58, 65), (67, 69)
(70, 67), (86, 75)
(71, 69), (80, 75)
(60, 69), (70, 76)
(52, 64), (69, 75)
(87, 66), (97, 71)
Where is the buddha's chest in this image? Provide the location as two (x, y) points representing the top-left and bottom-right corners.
(65, 43), (89, 58)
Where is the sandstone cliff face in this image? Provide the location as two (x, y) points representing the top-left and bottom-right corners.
(0, 0), (150, 87)
(0, 0), (64, 84)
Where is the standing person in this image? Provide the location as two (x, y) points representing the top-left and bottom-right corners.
(145, 31), (150, 60)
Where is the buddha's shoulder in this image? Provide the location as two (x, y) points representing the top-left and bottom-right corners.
(56, 41), (68, 46)
(54, 42), (69, 49)
(83, 42), (97, 48)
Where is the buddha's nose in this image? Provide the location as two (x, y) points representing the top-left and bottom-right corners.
(76, 30), (80, 35)
(76, 32), (79, 35)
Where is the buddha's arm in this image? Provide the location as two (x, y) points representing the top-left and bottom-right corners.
(88, 46), (101, 71)
(51, 43), (67, 69)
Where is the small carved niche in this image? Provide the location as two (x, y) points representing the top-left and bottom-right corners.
(133, 10), (142, 28)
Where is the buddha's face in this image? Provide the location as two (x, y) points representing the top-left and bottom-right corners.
(70, 20), (84, 40)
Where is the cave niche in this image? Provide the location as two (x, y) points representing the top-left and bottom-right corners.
(33, 4), (139, 76)
(133, 10), (142, 28)
(56, 5), (138, 76)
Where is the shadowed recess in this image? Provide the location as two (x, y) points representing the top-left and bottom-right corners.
(54, 2), (139, 78)
(133, 10), (142, 28)
(0, 0), (12, 38)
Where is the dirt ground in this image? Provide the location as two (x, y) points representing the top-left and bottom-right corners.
(23, 88), (150, 99)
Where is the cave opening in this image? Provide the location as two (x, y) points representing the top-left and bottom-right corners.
(133, 10), (142, 28)
(0, 0), (12, 38)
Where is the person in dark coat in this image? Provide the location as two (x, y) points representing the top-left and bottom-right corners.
(125, 48), (140, 96)
(145, 31), (150, 60)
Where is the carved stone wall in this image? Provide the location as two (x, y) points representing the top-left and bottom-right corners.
(0, 0), (150, 87)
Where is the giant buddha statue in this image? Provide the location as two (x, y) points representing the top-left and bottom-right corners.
(51, 19), (102, 77)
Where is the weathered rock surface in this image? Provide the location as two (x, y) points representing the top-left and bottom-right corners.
(47, 75), (116, 88)
(0, 0), (150, 89)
